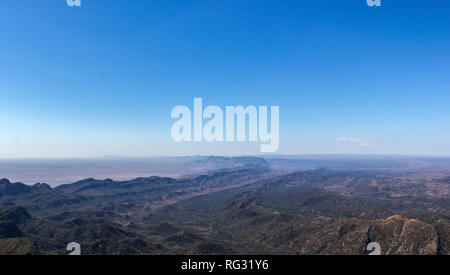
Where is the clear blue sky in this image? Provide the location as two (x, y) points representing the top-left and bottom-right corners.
(0, 0), (449, 157)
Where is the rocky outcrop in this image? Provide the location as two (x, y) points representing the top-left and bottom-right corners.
(368, 215), (439, 255)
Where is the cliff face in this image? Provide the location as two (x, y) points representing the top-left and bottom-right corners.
(434, 222), (450, 255)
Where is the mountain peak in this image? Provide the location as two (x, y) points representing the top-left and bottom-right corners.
(32, 183), (52, 190)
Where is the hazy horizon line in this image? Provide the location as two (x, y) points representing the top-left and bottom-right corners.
(2, 153), (450, 161)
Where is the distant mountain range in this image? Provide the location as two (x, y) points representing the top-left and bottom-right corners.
(0, 156), (449, 255)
